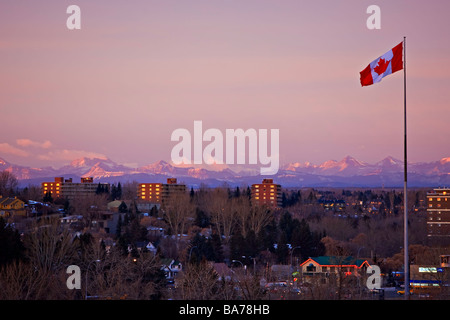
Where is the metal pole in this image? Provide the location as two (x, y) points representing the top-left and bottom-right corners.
(403, 36), (410, 300)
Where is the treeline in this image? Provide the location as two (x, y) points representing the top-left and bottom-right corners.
(153, 187), (326, 267)
(0, 215), (166, 300)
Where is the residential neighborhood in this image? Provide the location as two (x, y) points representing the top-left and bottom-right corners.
(0, 173), (449, 300)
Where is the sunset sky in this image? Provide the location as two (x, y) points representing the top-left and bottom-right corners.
(1, 0), (449, 169)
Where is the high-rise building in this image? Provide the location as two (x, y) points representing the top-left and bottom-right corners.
(427, 188), (450, 240)
(138, 182), (163, 203)
(138, 178), (186, 204)
(251, 178), (282, 208)
(42, 177), (65, 198)
(42, 177), (108, 200)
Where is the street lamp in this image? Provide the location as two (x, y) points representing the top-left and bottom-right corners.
(85, 259), (101, 300)
(188, 246), (198, 262)
(357, 246), (365, 259)
(290, 246), (302, 268)
(232, 259), (244, 268)
(242, 256), (257, 275)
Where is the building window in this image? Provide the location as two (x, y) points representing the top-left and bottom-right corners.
(306, 265), (316, 272)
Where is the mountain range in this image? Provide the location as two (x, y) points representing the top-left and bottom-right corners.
(1, 155), (449, 188)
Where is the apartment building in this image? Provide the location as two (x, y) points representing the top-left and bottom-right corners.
(138, 178), (186, 204)
(42, 177), (109, 200)
(251, 178), (282, 208)
(427, 188), (450, 240)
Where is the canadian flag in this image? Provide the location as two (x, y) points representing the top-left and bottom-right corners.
(360, 42), (403, 86)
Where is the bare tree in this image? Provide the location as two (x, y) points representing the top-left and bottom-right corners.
(122, 181), (139, 200)
(233, 269), (266, 300)
(177, 261), (220, 300)
(70, 193), (109, 230)
(23, 218), (78, 273)
(162, 192), (194, 246)
(208, 188), (236, 243)
(0, 170), (18, 196)
(87, 248), (165, 300)
(0, 218), (80, 299)
(236, 199), (273, 238)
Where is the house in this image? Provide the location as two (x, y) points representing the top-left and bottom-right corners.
(91, 211), (122, 235)
(0, 196), (26, 217)
(161, 258), (183, 281)
(135, 200), (160, 214)
(147, 226), (165, 239)
(60, 215), (84, 232)
(132, 241), (157, 255)
(300, 256), (370, 284)
(107, 200), (130, 212)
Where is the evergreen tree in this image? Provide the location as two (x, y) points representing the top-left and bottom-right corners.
(118, 201), (128, 213)
(209, 233), (223, 262)
(0, 217), (25, 268)
(116, 214), (123, 238)
(110, 185), (117, 201)
(194, 208), (210, 228)
(117, 182), (122, 199)
(234, 186), (240, 198)
(96, 183), (103, 195)
(278, 211), (295, 243)
(43, 191), (53, 203)
(281, 192), (287, 208)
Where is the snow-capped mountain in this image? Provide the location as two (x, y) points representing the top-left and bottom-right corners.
(282, 155), (379, 176)
(2, 155), (450, 188)
(0, 157), (57, 180)
(58, 157), (131, 178)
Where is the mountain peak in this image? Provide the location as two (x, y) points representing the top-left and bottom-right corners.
(69, 157), (110, 168)
(340, 155), (367, 166)
(0, 157), (9, 166)
(378, 156), (402, 165)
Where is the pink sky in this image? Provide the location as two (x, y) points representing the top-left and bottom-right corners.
(1, 0), (449, 169)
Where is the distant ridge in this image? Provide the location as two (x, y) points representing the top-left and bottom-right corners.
(1, 155), (449, 188)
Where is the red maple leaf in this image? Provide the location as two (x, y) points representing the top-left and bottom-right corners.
(374, 58), (390, 75)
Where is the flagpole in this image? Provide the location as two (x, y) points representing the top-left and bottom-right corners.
(403, 36), (410, 300)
